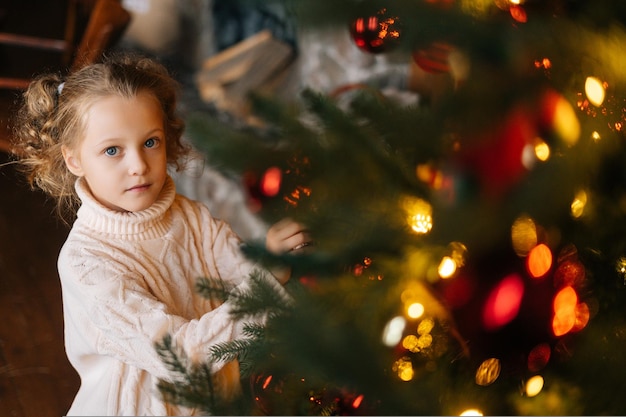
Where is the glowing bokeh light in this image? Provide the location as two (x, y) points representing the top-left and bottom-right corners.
(475, 358), (501, 386)
(483, 274), (525, 330)
(527, 243), (553, 278)
(438, 256), (457, 279)
(551, 95), (581, 146)
(402, 331), (433, 353)
(410, 213), (433, 234)
(260, 167), (282, 197)
(403, 197), (433, 234)
(521, 143), (537, 169)
(570, 189), (588, 218)
(418, 333), (433, 349)
(418, 318), (435, 335)
(525, 375), (544, 397)
(553, 259), (585, 288)
(572, 302), (590, 332)
(585, 76), (606, 107)
(393, 357), (415, 381)
(510, 5), (527, 22)
(528, 343), (551, 372)
(534, 139), (550, 161)
(591, 131), (601, 142)
(552, 286), (578, 336)
(511, 215), (538, 256)
(407, 302), (425, 319)
(460, 409), (484, 416)
(352, 394), (364, 409)
(382, 316), (406, 346)
(616, 257), (626, 282)
(402, 335), (420, 352)
(261, 374), (273, 390)
(534, 57), (552, 70)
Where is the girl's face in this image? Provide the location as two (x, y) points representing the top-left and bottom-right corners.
(62, 91), (168, 212)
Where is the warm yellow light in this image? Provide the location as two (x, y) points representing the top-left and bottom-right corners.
(407, 302), (425, 319)
(511, 215), (537, 257)
(399, 366), (414, 381)
(616, 257), (626, 276)
(585, 76), (606, 107)
(438, 256), (457, 279)
(460, 409), (484, 416)
(410, 213), (433, 234)
(417, 317), (435, 335)
(591, 131), (601, 142)
(525, 375), (544, 397)
(402, 334), (419, 352)
(534, 139), (550, 161)
(403, 197), (433, 234)
(402, 331), (433, 353)
(393, 357), (414, 381)
(475, 358), (501, 386)
(417, 333), (433, 349)
(571, 189), (588, 218)
(553, 96), (581, 146)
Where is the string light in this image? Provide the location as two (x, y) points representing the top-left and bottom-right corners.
(382, 316), (406, 346)
(475, 358), (501, 386)
(552, 286), (578, 336)
(527, 243), (553, 278)
(438, 256), (457, 279)
(407, 302), (425, 319)
(525, 375), (545, 397)
(460, 409), (484, 416)
(403, 197), (433, 234)
(482, 274), (525, 330)
(571, 189), (588, 218)
(511, 215), (538, 256)
(392, 356), (415, 381)
(585, 76), (606, 107)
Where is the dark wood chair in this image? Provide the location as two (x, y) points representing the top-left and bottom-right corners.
(0, 0), (131, 151)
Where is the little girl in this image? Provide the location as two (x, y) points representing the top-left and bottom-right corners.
(11, 53), (309, 416)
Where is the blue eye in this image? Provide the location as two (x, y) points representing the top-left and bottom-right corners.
(105, 147), (118, 156)
(145, 138), (157, 148)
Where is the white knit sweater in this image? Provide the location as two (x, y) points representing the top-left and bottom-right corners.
(58, 176), (284, 416)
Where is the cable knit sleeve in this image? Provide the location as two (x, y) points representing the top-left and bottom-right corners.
(59, 247), (251, 382)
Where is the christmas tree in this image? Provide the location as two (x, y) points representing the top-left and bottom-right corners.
(158, 0), (626, 414)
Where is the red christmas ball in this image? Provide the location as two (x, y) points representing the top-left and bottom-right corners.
(412, 42), (455, 73)
(349, 8), (401, 54)
(454, 105), (537, 197)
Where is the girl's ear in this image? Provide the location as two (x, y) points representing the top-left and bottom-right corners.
(62, 145), (84, 177)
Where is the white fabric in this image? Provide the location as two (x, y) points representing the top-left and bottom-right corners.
(59, 176), (285, 416)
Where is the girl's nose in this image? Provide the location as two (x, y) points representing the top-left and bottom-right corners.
(128, 151), (148, 175)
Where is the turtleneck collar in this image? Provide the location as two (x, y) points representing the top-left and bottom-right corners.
(74, 176), (176, 240)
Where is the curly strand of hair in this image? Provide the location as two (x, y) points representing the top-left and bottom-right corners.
(11, 73), (79, 221)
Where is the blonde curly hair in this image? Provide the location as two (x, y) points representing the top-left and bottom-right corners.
(11, 53), (189, 220)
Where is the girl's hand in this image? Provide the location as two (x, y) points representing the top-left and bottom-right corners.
(266, 218), (312, 254)
(265, 218), (312, 284)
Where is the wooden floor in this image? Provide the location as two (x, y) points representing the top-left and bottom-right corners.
(0, 150), (79, 417)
